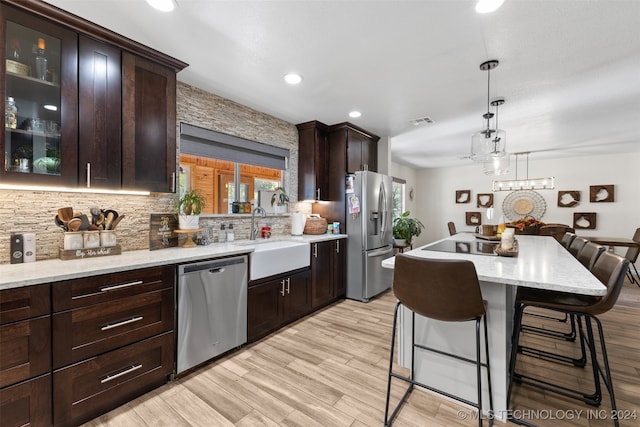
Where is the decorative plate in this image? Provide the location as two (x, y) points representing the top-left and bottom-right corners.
(502, 190), (546, 221)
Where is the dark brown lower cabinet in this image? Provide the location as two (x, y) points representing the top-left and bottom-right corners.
(311, 239), (346, 309)
(53, 331), (174, 427)
(0, 374), (51, 427)
(248, 268), (311, 342)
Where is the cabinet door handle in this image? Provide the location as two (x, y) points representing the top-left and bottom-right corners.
(100, 364), (142, 384)
(280, 280), (286, 296)
(172, 172), (176, 193)
(101, 316), (143, 331)
(86, 162), (91, 188)
(313, 243), (318, 258)
(100, 280), (143, 292)
(316, 188), (320, 201)
(286, 277), (291, 294)
(336, 240), (340, 253)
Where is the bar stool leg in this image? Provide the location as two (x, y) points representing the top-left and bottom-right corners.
(483, 314), (494, 426)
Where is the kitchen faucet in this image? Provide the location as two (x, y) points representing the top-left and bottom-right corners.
(251, 206), (267, 240)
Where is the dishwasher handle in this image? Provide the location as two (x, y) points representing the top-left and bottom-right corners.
(208, 268), (225, 274)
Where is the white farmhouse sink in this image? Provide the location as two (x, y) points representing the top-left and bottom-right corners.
(248, 240), (310, 281)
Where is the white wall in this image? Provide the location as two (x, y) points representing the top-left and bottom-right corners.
(400, 152), (640, 249)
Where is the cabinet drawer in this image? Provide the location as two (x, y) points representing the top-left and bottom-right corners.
(0, 316), (51, 388)
(0, 284), (50, 325)
(53, 332), (174, 427)
(0, 374), (51, 427)
(52, 265), (174, 311)
(53, 288), (174, 368)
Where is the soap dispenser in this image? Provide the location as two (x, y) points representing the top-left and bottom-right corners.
(218, 223), (226, 243)
(226, 223), (235, 242)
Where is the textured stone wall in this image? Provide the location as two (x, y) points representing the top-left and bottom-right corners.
(0, 82), (303, 264)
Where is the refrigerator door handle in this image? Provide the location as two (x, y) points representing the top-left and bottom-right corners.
(366, 246), (394, 258)
(379, 180), (388, 236)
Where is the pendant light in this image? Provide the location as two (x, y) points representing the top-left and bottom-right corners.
(470, 60), (506, 162)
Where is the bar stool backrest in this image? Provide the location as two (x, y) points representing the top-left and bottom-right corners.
(587, 251), (630, 316)
(393, 255), (485, 322)
(560, 232), (576, 250)
(623, 227), (640, 263)
(577, 242), (606, 271)
(568, 236), (588, 257)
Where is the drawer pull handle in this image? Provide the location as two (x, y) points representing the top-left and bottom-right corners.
(101, 316), (143, 331)
(100, 364), (142, 384)
(100, 280), (143, 292)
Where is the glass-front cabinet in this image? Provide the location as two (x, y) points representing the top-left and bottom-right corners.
(1, 6), (78, 185)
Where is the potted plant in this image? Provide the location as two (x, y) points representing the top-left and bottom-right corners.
(270, 186), (289, 214)
(177, 189), (206, 229)
(392, 211), (424, 246)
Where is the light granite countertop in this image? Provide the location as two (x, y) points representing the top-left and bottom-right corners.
(382, 233), (606, 296)
(0, 234), (346, 291)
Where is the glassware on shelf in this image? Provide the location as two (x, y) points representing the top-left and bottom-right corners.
(5, 96), (18, 129)
(33, 37), (48, 81)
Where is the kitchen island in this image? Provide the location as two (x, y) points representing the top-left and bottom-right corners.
(381, 233), (606, 420)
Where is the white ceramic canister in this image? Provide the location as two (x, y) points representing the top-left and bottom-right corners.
(64, 232), (84, 250)
(100, 230), (117, 247)
(83, 230), (100, 248)
(501, 228), (515, 250)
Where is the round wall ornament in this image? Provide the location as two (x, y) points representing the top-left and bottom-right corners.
(409, 187), (414, 201)
(502, 190), (546, 221)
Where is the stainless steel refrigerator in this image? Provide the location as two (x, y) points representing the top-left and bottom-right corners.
(346, 171), (394, 302)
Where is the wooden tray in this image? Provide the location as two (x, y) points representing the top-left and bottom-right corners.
(494, 240), (518, 257)
(473, 233), (500, 241)
(59, 245), (121, 260)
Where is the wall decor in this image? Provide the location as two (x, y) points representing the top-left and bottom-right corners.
(573, 212), (597, 230)
(477, 193), (494, 208)
(502, 190), (547, 221)
(590, 185), (614, 202)
(557, 191), (580, 207)
(466, 212), (482, 226)
(149, 213), (179, 250)
(456, 190), (471, 203)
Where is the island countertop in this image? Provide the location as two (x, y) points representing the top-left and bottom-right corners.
(0, 234), (346, 290)
(382, 233), (606, 296)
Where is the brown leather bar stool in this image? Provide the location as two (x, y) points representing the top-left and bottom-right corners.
(560, 231), (576, 250)
(508, 252), (630, 426)
(623, 227), (640, 285)
(384, 255), (493, 427)
(568, 236), (588, 257)
(519, 242), (606, 364)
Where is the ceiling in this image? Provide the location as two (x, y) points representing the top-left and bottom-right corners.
(44, 0), (640, 169)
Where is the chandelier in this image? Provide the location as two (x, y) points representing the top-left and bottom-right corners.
(470, 60), (506, 162)
(492, 152), (555, 191)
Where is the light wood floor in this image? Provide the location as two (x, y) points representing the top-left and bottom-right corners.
(84, 279), (640, 427)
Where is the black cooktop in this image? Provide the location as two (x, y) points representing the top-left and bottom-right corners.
(422, 240), (499, 256)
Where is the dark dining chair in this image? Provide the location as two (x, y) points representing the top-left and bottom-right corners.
(577, 241), (607, 271)
(447, 221), (457, 236)
(508, 251), (630, 426)
(384, 255), (493, 427)
(560, 232), (577, 250)
(623, 227), (640, 285)
(568, 236), (588, 257)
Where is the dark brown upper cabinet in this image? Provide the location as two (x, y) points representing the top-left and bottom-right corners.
(78, 36), (122, 188)
(297, 120), (329, 201)
(1, 5), (78, 186)
(1, 0), (187, 192)
(122, 52), (177, 193)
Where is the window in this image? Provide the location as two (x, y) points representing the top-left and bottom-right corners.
(392, 177), (406, 219)
(178, 123), (289, 214)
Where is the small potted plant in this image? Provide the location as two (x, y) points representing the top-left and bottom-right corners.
(392, 211), (425, 247)
(177, 189), (206, 229)
(270, 186), (289, 214)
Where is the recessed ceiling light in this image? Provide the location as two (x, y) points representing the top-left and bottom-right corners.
(43, 104), (58, 111)
(349, 111), (362, 118)
(284, 73), (303, 85)
(475, 0), (505, 14)
(145, 0), (176, 12)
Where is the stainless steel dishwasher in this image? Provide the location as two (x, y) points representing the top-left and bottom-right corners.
(177, 255), (248, 374)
